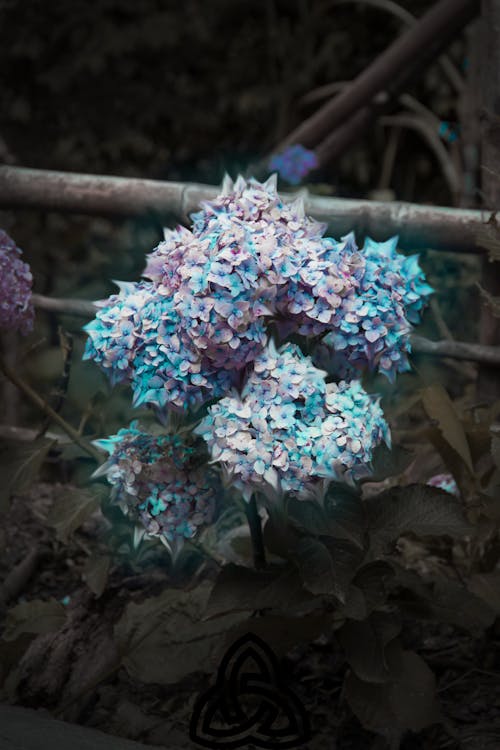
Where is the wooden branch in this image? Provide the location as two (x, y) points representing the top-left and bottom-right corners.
(31, 294), (500, 367)
(411, 334), (500, 366)
(0, 165), (491, 253)
(276, 0), (478, 152)
(32, 293), (98, 317)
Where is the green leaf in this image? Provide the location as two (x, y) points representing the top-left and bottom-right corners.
(345, 642), (440, 738)
(338, 610), (401, 683)
(323, 483), (365, 547)
(2, 600), (67, 642)
(391, 565), (496, 633)
(421, 384), (473, 473)
(205, 564), (314, 620)
(83, 554), (111, 598)
(366, 484), (473, 552)
(287, 483), (365, 548)
(47, 486), (102, 543)
(361, 443), (415, 484)
(353, 561), (395, 611)
(294, 538), (336, 596)
(0, 437), (55, 513)
(114, 581), (244, 685)
(294, 537), (363, 602)
(287, 498), (326, 536)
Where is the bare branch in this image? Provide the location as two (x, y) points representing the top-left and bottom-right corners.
(275, 0), (477, 152)
(32, 293), (98, 317)
(0, 166), (490, 253)
(411, 334), (500, 366)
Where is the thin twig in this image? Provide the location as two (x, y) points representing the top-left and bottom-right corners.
(0, 356), (102, 463)
(32, 294), (98, 317)
(37, 327), (74, 437)
(411, 334), (500, 366)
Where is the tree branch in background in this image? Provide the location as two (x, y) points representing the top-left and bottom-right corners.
(275, 0), (478, 153)
(330, 0), (465, 93)
(0, 356), (102, 463)
(0, 166), (491, 253)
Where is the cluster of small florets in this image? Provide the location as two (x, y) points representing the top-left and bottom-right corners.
(83, 281), (236, 411)
(427, 473), (459, 496)
(92, 421), (217, 545)
(268, 145), (319, 185)
(313, 234), (433, 381)
(0, 229), (34, 335)
(84, 176), (432, 409)
(195, 342), (390, 500)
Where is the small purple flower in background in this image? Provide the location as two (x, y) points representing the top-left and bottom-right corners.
(0, 229), (34, 335)
(427, 473), (459, 496)
(268, 145), (319, 185)
(93, 421), (218, 552)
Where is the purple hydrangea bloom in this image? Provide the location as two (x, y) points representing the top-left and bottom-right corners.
(84, 175), (432, 417)
(314, 233), (433, 382)
(195, 341), (390, 501)
(427, 473), (459, 496)
(268, 145), (319, 185)
(83, 281), (237, 412)
(92, 421), (217, 550)
(0, 229), (34, 335)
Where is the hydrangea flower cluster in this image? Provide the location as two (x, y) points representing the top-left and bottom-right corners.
(427, 473), (459, 496)
(314, 234), (433, 381)
(268, 145), (319, 185)
(195, 341), (390, 500)
(92, 421), (217, 547)
(83, 281), (236, 410)
(84, 176), (432, 411)
(0, 229), (34, 335)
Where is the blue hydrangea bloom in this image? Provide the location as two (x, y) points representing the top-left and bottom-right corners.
(92, 421), (217, 547)
(195, 341), (390, 501)
(268, 145), (319, 185)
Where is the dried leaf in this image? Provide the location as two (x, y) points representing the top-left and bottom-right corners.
(47, 486), (101, 543)
(83, 554), (111, 598)
(114, 581), (244, 685)
(421, 384), (473, 472)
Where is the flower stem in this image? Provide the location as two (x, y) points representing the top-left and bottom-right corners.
(245, 494), (267, 570)
(0, 355), (102, 463)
